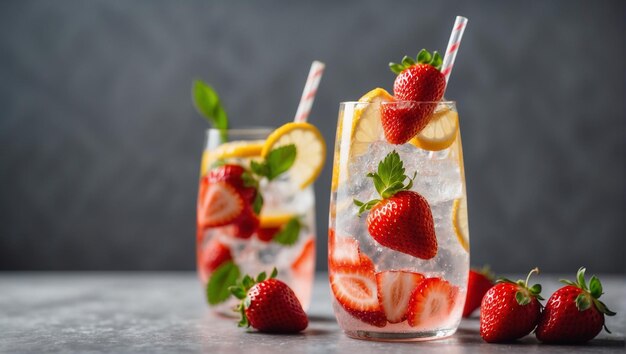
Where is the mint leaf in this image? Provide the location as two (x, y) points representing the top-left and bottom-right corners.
(207, 261), (240, 305)
(252, 192), (263, 215)
(192, 80), (229, 130)
(273, 217), (301, 245)
(250, 160), (270, 177)
(266, 144), (296, 180)
(241, 171), (258, 189)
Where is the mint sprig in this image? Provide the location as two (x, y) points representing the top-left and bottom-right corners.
(250, 144), (297, 181)
(353, 151), (416, 215)
(193, 80), (229, 129)
(207, 261), (240, 305)
(229, 268), (279, 328)
(389, 49), (443, 75)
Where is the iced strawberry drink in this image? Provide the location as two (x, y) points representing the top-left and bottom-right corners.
(193, 82), (326, 315)
(328, 46), (470, 340)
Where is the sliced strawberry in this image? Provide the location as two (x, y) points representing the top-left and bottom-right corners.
(376, 271), (425, 323)
(291, 238), (315, 276)
(197, 180), (244, 228)
(329, 236), (361, 269)
(257, 227), (280, 242)
(358, 254), (375, 273)
(407, 277), (458, 329)
(197, 238), (232, 283)
(330, 267), (387, 327)
(208, 164), (257, 203)
(223, 206), (259, 239)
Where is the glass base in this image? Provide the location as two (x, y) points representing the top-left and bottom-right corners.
(343, 328), (457, 342)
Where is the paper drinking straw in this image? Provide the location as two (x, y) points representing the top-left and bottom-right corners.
(294, 61), (325, 122)
(441, 16), (468, 85)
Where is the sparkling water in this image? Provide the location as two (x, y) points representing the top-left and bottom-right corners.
(329, 102), (470, 338)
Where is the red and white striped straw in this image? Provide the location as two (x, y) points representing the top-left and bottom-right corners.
(294, 61), (325, 122)
(441, 16), (468, 85)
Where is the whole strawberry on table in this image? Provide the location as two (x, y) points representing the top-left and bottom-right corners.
(229, 268), (308, 334)
(480, 268), (543, 343)
(462, 266), (495, 318)
(535, 267), (616, 344)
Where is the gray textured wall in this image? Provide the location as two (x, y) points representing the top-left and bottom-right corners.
(0, 0), (624, 273)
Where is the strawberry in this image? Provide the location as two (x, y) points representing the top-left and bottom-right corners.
(535, 267), (616, 344)
(407, 277), (459, 328)
(479, 268), (543, 343)
(208, 164), (257, 203)
(291, 238), (315, 276)
(382, 50), (446, 144)
(230, 268), (308, 333)
(197, 179), (244, 228)
(223, 206), (259, 239)
(257, 227), (280, 242)
(462, 266), (495, 318)
(328, 230), (374, 272)
(330, 266), (387, 327)
(376, 271), (425, 323)
(354, 151), (437, 259)
(198, 238), (232, 283)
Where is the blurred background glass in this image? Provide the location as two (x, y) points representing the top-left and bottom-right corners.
(0, 0), (623, 273)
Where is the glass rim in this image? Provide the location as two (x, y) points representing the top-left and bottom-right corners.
(205, 126), (275, 134)
(340, 100), (456, 105)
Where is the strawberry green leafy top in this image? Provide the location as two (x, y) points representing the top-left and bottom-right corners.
(389, 49), (443, 75)
(353, 151), (416, 215)
(561, 267), (616, 318)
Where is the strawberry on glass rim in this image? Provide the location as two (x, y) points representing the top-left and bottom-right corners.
(381, 49), (446, 145)
(354, 151), (437, 260)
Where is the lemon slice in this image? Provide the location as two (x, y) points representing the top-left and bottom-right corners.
(259, 213), (295, 228)
(452, 198), (470, 253)
(331, 109), (345, 192)
(409, 107), (459, 151)
(262, 122), (326, 189)
(350, 88), (393, 157)
(200, 140), (265, 175)
(330, 88), (392, 192)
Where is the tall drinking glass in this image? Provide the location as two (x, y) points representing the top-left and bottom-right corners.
(328, 101), (470, 340)
(197, 128), (316, 315)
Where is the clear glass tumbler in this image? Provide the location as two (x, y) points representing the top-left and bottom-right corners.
(197, 128), (316, 315)
(328, 101), (470, 340)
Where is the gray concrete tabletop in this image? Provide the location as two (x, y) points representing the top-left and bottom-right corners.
(0, 272), (624, 353)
